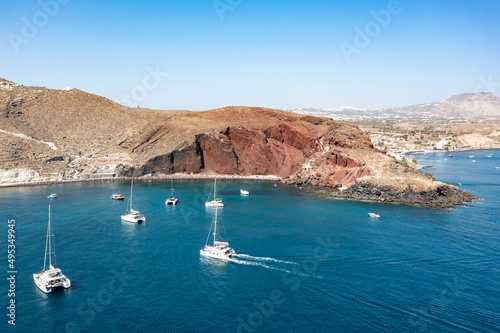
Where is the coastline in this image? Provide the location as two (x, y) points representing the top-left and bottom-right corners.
(0, 173), (282, 189)
(404, 146), (500, 156)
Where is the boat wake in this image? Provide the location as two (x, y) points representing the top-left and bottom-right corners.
(234, 253), (299, 266)
(230, 255), (324, 279)
(228, 258), (295, 274)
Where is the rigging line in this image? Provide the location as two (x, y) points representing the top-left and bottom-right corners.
(204, 214), (214, 246)
(206, 183), (214, 202)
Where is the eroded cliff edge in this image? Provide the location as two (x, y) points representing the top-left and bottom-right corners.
(0, 81), (475, 208)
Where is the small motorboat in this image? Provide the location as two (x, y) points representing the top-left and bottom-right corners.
(468, 155), (475, 158)
(47, 193), (58, 199)
(368, 213), (380, 218)
(240, 189), (249, 195)
(111, 191), (125, 200)
(471, 160), (477, 163)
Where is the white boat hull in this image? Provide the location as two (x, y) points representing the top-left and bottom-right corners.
(121, 214), (146, 223)
(165, 198), (178, 205)
(200, 247), (235, 260)
(33, 273), (71, 293)
(205, 200), (224, 207)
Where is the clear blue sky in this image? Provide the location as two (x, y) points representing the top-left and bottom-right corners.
(2, 0), (499, 110)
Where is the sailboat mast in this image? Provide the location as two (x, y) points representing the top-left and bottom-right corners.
(171, 178), (174, 196)
(214, 178), (217, 198)
(43, 205), (50, 270)
(48, 205), (52, 268)
(213, 206), (218, 245)
(129, 180), (134, 213)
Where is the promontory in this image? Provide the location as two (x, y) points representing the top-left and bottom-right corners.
(0, 78), (474, 209)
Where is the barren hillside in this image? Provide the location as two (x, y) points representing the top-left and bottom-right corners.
(0, 79), (474, 208)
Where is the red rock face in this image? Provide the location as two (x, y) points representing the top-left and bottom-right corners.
(196, 124), (311, 177)
(125, 108), (374, 187)
(192, 122), (371, 187)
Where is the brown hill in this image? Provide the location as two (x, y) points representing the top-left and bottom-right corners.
(0, 80), (474, 208)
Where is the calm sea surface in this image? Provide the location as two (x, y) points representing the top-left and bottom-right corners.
(1, 150), (499, 332)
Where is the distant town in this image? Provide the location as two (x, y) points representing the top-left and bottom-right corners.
(286, 93), (500, 163)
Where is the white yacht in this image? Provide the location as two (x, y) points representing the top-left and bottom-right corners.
(240, 189), (249, 195)
(165, 179), (178, 205)
(205, 178), (224, 207)
(121, 180), (146, 223)
(200, 206), (235, 260)
(33, 205), (71, 293)
(368, 212), (380, 218)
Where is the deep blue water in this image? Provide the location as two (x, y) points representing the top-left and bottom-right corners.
(1, 150), (499, 332)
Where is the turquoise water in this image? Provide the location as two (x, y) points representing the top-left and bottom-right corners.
(1, 150), (499, 332)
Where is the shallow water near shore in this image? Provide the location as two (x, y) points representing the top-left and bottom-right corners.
(1, 150), (499, 332)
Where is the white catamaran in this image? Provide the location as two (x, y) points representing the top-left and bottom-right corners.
(205, 178), (224, 207)
(121, 180), (146, 223)
(165, 179), (178, 205)
(33, 205), (71, 293)
(200, 205), (235, 260)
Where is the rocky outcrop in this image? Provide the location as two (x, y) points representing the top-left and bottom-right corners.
(0, 79), (475, 208)
(331, 180), (476, 209)
(0, 168), (42, 183)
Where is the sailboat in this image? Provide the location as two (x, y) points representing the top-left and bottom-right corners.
(121, 180), (146, 223)
(200, 205), (235, 260)
(165, 179), (178, 205)
(33, 205), (71, 293)
(205, 178), (224, 207)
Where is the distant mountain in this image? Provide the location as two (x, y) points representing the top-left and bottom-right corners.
(287, 92), (500, 119)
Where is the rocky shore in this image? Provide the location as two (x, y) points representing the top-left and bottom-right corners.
(330, 180), (476, 209)
(0, 79), (476, 209)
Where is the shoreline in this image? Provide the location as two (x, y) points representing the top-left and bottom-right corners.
(404, 146), (500, 156)
(0, 173), (282, 189)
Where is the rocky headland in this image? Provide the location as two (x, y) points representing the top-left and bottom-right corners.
(0, 78), (475, 208)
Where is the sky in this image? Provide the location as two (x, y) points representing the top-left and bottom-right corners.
(1, 0), (500, 111)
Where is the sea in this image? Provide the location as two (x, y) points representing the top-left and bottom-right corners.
(1, 150), (499, 332)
